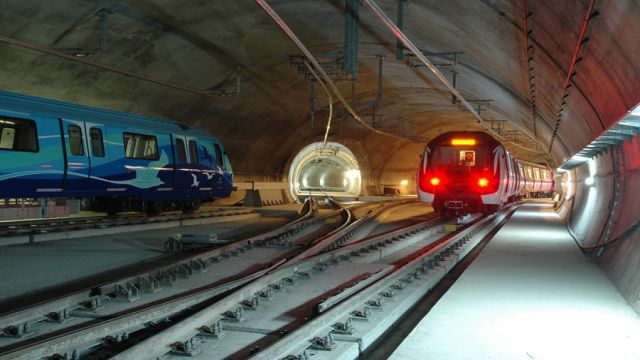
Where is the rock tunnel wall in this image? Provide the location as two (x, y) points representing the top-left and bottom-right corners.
(568, 136), (640, 314)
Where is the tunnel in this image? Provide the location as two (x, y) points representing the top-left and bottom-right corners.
(288, 142), (362, 200)
(0, 1), (639, 359)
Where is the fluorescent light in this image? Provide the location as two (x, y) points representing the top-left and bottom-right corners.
(400, 179), (409, 186)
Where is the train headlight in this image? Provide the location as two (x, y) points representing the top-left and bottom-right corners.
(477, 177), (489, 187)
(430, 177), (441, 186)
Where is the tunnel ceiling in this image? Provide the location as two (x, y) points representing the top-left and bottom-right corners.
(1, 0), (639, 184)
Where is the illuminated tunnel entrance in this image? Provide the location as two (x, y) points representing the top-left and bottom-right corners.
(288, 142), (361, 201)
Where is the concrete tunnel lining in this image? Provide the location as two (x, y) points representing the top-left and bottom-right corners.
(0, 0), (640, 326)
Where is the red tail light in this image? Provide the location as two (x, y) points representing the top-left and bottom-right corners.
(475, 173), (499, 194)
(419, 171), (442, 192)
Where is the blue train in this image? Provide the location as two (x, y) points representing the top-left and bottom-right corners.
(0, 90), (233, 215)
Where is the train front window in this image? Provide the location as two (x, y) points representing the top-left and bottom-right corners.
(459, 150), (476, 166)
(431, 146), (489, 169)
(0, 117), (38, 152)
(68, 125), (84, 156)
(214, 144), (224, 167)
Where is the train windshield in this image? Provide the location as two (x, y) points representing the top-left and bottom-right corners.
(430, 145), (491, 170)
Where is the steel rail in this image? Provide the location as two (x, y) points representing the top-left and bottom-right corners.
(0, 209), (255, 239)
(0, 204), (326, 339)
(0, 260), (286, 360)
(249, 204), (519, 359)
(0, 203), (352, 359)
(290, 199), (417, 262)
(109, 213), (445, 360)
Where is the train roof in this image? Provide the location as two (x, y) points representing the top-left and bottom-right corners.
(0, 90), (215, 140)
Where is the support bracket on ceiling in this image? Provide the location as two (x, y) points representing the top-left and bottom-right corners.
(395, 0), (406, 60)
(343, 0), (359, 79)
(96, 8), (113, 53)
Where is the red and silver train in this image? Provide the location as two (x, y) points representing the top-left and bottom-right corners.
(417, 131), (554, 215)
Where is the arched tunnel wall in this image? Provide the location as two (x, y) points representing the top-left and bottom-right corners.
(1, 0), (640, 316)
(568, 136), (640, 314)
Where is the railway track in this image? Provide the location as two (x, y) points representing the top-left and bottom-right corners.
(0, 208), (259, 244)
(99, 203), (516, 360)
(0, 198), (412, 358)
(0, 209), (253, 237)
(0, 199), (417, 359)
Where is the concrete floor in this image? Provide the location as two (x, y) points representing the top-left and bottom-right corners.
(0, 214), (292, 302)
(390, 202), (640, 360)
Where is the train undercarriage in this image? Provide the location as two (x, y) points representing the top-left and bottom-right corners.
(84, 197), (204, 216)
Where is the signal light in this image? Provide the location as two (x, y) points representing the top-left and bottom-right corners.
(478, 177), (489, 187)
(451, 138), (476, 146)
(430, 177), (441, 186)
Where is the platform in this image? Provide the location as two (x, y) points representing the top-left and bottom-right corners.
(389, 202), (640, 360)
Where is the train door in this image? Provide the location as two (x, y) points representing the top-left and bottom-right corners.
(85, 124), (109, 191)
(212, 142), (228, 194)
(518, 164), (527, 194)
(504, 153), (515, 199)
(511, 159), (520, 194)
(186, 137), (203, 193)
(172, 135), (191, 192)
(196, 140), (217, 193)
(0, 113), (64, 197)
(61, 118), (90, 192)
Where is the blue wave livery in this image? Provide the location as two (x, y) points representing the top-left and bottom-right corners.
(0, 90), (233, 215)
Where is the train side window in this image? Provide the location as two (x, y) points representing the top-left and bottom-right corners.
(68, 125), (84, 156)
(214, 144), (224, 167)
(123, 132), (159, 160)
(175, 139), (187, 163)
(90, 128), (105, 157)
(0, 117), (38, 152)
(188, 140), (199, 164)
